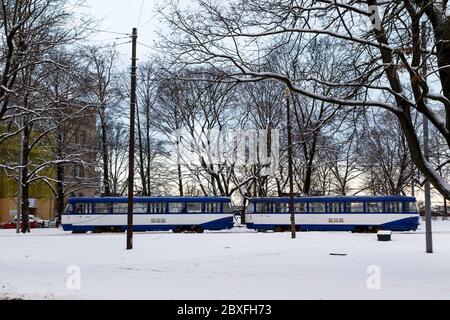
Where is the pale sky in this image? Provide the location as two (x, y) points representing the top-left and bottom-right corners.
(80, 0), (168, 65)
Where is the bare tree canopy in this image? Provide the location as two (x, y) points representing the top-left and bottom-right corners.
(158, 0), (450, 200)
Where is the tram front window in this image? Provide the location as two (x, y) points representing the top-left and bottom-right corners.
(64, 204), (73, 214)
(405, 202), (418, 213)
(223, 202), (232, 213)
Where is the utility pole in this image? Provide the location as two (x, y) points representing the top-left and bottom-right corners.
(285, 87), (296, 239)
(127, 28), (138, 250)
(422, 21), (433, 253)
(16, 117), (23, 234)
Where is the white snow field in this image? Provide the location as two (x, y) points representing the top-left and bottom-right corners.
(1, 219), (450, 300)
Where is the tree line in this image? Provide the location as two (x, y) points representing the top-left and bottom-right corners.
(1, 0), (448, 233)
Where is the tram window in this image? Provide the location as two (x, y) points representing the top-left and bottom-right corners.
(75, 203), (92, 214)
(112, 203), (128, 213)
(256, 202), (271, 213)
(405, 202), (418, 213)
(169, 202), (184, 213)
(385, 201), (402, 213)
(367, 202), (383, 213)
(328, 202), (344, 213)
(274, 203), (289, 213)
(309, 202), (325, 213)
(150, 203), (166, 214)
(223, 203), (231, 213)
(133, 203), (148, 214)
(347, 202), (364, 213)
(95, 203), (112, 214)
(205, 202), (220, 213)
(245, 203), (255, 213)
(294, 202), (306, 213)
(187, 202), (202, 213)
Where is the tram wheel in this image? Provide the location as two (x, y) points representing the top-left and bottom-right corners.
(173, 226), (183, 233)
(273, 226), (283, 233)
(93, 227), (102, 233)
(194, 226), (204, 233)
(72, 230), (87, 234)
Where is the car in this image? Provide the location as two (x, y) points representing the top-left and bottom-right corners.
(0, 217), (40, 229)
(34, 217), (58, 228)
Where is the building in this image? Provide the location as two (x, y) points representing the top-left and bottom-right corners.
(0, 102), (99, 223)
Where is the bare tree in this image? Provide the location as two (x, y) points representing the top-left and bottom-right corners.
(159, 0), (450, 200)
(82, 45), (121, 196)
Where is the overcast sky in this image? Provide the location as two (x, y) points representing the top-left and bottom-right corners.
(81, 0), (169, 65)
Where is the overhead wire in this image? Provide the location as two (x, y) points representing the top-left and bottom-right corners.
(137, 0), (145, 28)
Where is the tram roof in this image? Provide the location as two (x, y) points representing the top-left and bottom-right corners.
(249, 195), (416, 203)
(67, 196), (232, 203)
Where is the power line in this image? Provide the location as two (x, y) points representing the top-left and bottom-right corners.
(139, 11), (159, 30)
(93, 40), (132, 50)
(86, 28), (131, 36)
(137, 41), (153, 50)
(88, 36), (131, 42)
(138, 0), (145, 28)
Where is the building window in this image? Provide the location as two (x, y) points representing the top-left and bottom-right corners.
(73, 165), (84, 179)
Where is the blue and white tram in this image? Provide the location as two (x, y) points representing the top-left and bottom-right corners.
(245, 196), (420, 232)
(61, 196), (234, 233)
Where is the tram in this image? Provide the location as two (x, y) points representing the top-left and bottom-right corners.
(61, 196), (234, 233)
(245, 196), (420, 232)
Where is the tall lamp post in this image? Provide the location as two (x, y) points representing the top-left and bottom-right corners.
(421, 21), (433, 253)
(126, 28), (138, 250)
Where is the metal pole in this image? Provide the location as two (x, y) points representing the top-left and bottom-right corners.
(127, 28), (138, 250)
(421, 21), (433, 253)
(285, 88), (296, 239)
(16, 118), (23, 233)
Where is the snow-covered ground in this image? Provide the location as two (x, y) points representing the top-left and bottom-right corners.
(1, 219), (450, 300)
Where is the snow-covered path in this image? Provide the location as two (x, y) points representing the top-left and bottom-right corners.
(1, 220), (450, 300)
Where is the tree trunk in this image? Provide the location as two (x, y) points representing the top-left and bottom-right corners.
(56, 163), (64, 227)
(21, 124), (30, 233)
(177, 163), (183, 196)
(100, 115), (111, 196)
(136, 106), (148, 195)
